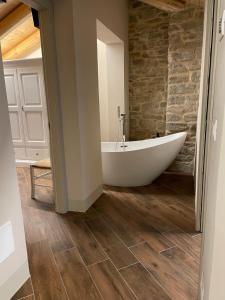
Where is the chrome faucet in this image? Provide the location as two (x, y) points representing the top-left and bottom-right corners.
(117, 106), (127, 149)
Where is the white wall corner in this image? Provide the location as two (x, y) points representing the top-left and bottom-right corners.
(0, 261), (30, 300)
(68, 185), (103, 212)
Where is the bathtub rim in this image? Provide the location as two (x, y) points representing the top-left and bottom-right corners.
(101, 132), (187, 153)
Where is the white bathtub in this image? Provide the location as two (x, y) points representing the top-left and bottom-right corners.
(101, 132), (187, 187)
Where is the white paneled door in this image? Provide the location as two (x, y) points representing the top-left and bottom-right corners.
(18, 67), (49, 148)
(4, 69), (25, 148)
(4, 60), (50, 161)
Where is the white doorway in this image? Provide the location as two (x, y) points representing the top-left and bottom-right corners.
(4, 59), (50, 163)
(97, 20), (126, 142)
(0, 0), (68, 213)
(195, 0), (215, 232)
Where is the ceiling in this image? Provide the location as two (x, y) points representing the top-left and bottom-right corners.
(139, 0), (204, 12)
(0, 0), (204, 60)
(0, 0), (20, 20)
(0, 1), (41, 60)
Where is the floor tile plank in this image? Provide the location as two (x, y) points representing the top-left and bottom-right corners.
(88, 260), (136, 300)
(17, 169), (201, 300)
(120, 263), (171, 300)
(86, 217), (137, 269)
(104, 188), (174, 252)
(131, 242), (197, 300)
(27, 241), (68, 300)
(55, 248), (101, 300)
(162, 229), (201, 260)
(65, 217), (107, 265)
(161, 246), (199, 284)
(94, 193), (144, 247)
(11, 278), (33, 300)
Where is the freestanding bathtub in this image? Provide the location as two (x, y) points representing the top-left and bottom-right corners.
(101, 132), (187, 187)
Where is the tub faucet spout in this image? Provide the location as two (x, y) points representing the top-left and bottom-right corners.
(120, 113), (127, 149)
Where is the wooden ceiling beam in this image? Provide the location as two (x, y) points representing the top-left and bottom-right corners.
(3, 29), (40, 60)
(189, 0), (205, 6)
(139, 0), (186, 12)
(139, 0), (205, 12)
(0, 4), (31, 38)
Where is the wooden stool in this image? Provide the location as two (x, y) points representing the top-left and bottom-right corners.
(30, 159), (52, 199)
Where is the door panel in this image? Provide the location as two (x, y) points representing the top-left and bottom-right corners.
(9, 112), (23, 142)
(5, 72), (18, 106)
(25, 111), (45, 141)
(21, 73), (42, 105)
(4, 69), (25, 148)
(17, 67), (49, 149)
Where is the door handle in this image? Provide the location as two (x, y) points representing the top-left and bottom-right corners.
(22, 106), (24, 111)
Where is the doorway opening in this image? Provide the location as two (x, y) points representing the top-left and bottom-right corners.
(0, 2), (54, 205)
(96, 20), (126, 142)
(0, 0), (68, 212)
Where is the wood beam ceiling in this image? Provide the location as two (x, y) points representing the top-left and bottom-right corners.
(0, 0), (20, 20)
(1, 13), (40, 57)
(0, 3), (41, 60)
(139, 0), (186, 12)
(139, 0), (204, 12)
(0, 3), (31, 38)
(3, 29), (40, 59)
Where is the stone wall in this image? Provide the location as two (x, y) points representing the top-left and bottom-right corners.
(166, 6), (204, 173)
(129, 0), (169, 140)
(129, 0), (204, 173)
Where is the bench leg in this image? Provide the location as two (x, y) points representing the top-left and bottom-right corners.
(30, 165), (35, 199)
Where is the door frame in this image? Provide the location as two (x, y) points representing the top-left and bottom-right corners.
(18, 0), (68, 213)
(198, 0), (225, 298)
(195, 0), (216, 231)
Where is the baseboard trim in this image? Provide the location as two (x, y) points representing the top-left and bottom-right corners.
(0, 261), (30, 300)
(69, 185), (103, 212)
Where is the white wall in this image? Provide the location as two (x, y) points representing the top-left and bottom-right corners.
(53, 0), (84, 211)
(97, 40), (109, 141)
(72, 0), (128, 205)
(97, 24), (126, 143)
(0, 50), (29, 299)
(50, 0), (129, 211)
(50, 0), (128, 211)
(106, 42), (125, 141)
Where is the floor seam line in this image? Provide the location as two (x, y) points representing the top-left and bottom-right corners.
(87, 258), (110, 268)
(129, 246), (172, 299)
(86, 222), (139, 300)
(76, 247), (105, 300)
(49, 245), (70, 300)
(118, 261), (139, 271)
(129, 241), (146, 249)
(15, 294), (35, 300)
(159, 245), (177, 254)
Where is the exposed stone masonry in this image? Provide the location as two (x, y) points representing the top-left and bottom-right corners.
(129, 0), (204, 173)
(129, 0), (169, 139)
(166, 6), (204, 173)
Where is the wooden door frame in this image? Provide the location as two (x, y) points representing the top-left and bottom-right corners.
(19, 0), (68, 213)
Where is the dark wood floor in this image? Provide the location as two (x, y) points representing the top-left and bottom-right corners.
(12, 167), (201, 300)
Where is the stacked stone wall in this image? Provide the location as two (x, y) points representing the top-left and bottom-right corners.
(129, 0), (169, 140)
(166, 6), (204, 172)
(129, 0), (204, 173)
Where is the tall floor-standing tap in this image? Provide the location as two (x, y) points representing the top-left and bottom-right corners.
(117, 106), (127, 149)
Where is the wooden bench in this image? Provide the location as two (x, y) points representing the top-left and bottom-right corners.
(30, 159), (52, 199)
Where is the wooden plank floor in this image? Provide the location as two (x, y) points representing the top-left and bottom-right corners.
(12, 167), (201, 300)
